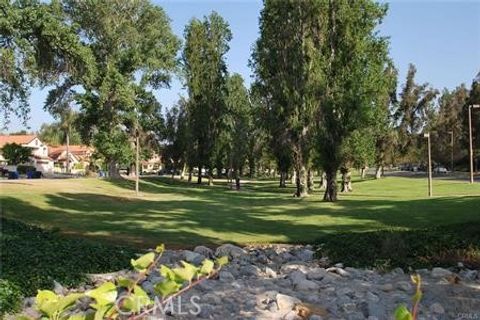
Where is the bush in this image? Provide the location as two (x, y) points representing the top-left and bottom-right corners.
(0, 218), (137, 310)
(0, 279), (23, 315)
(16, 165), (36, 175)
(315, 223), (480, 270)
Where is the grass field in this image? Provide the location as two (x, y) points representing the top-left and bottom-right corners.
(1, 175), (480, 247)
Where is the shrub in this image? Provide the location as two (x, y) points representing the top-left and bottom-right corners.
(16, 165), (36, 175)
(0, 218), (136, 309)
(0, 279), (23, 315)
(315, 223), (480, 270)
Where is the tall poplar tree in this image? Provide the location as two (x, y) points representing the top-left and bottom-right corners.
(183, 12), (232, 185)
(315, 1), (398, 201)
(253, 0), (319, 197)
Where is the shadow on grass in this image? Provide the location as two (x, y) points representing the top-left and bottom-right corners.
(2, 176), (480, 248)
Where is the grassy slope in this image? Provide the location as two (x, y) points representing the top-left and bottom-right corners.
(1, 175), (480, 247)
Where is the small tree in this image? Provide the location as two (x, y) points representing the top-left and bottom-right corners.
(1, 143), (32, 165)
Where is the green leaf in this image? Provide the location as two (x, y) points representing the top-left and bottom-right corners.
(35, 290), (59, 317)
(159, 265), (178, 281)
(154, 280), (181, 298)
(68, 313), (86, 320)
(199, 259), (214, 276)
(131, 252), (155, 272)
(86, 282), (117, 308)
(394, 305), (413, 320)
(93, 305), (114, 320)
(121, 285), (152, 313)
(215, 256), (229, 267)
(155, 244), (165, 254)
(173, 261), (198, 282)
(57, 293), (84, 313)
(117, 276), (135, 288)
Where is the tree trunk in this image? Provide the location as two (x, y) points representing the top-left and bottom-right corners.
(307, 168), (315, 192)
(319, 172), (327, 189)
(294, 165), (308, 197)
(323, 169), (337, 202)
(291, 170), (296, 185)
(234, 168), (241, 190)
(375, 166), (382, 179)
(180, 163), (186, 180)
(249, 159), (255, 178)
(341, 168), (352, 193)
(360, 166), (367, 179)
(107, 159), (120, 178)
(279, 171), (287, 188)
(188, 168), (193, 182)
(197, 166), (202, 184)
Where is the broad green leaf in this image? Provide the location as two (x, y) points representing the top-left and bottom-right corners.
(131, 252), (155, 272)
(86, 282), (117, 308)
(93, 305), (112, 320)
(117, 276), (135, 288)
(68, 313), (86, 320)
(121, 285), (152, 312)
(394, 305), (413, 320)
(159, 265), (178, 281)
(173, 261), (198, 282)
(199, 259), (214, 276)
(216, 256), (229, 267)
(155, 244), (165, 254)
(57, 293), (84, 313)
(36, 290), (59, 317)
(154, 280), (181, 298)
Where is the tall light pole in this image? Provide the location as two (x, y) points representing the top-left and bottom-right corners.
(424, 132), (432, 197)
(448, 130), (453, 173)
(134, 106), (140, 196)
(468, 105), (480, 184)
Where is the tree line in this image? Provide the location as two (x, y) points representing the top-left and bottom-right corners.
(1, 0), (479, 201)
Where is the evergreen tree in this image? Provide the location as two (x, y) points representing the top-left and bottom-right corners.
(183, 12), (232, 185)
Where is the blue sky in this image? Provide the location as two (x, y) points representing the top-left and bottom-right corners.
(7, 0), (480, 132)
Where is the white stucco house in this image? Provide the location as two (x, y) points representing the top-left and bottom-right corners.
(0, 134), (54, 174)
(48, 145), (94, 174)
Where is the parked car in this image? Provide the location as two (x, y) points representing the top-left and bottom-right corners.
(434, 166), (449, 174)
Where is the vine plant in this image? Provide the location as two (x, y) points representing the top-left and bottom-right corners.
(394, 274), (422, 320)
(18, 245), (228, 320)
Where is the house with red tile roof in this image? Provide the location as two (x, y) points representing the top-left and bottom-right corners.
(48, 145), (94, 173)
(0, 134), (54, 173)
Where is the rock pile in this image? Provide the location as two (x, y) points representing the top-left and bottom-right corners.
(20, 244), (480, 319)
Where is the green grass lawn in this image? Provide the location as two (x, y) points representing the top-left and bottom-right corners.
(1, 175), (480, 247)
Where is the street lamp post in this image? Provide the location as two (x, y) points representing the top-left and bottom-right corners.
(468, 105), (480, 184)
(424, 132), (432, 197)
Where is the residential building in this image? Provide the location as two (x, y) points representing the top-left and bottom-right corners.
(0, 134), (54, 173)
(48, 145), (94, 174)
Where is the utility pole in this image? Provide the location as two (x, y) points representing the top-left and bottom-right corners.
(424, 133), (432, 197)
(134, 106), (140, 196)
(135, 130), (139, 196)
(469, 105), (480, 184)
